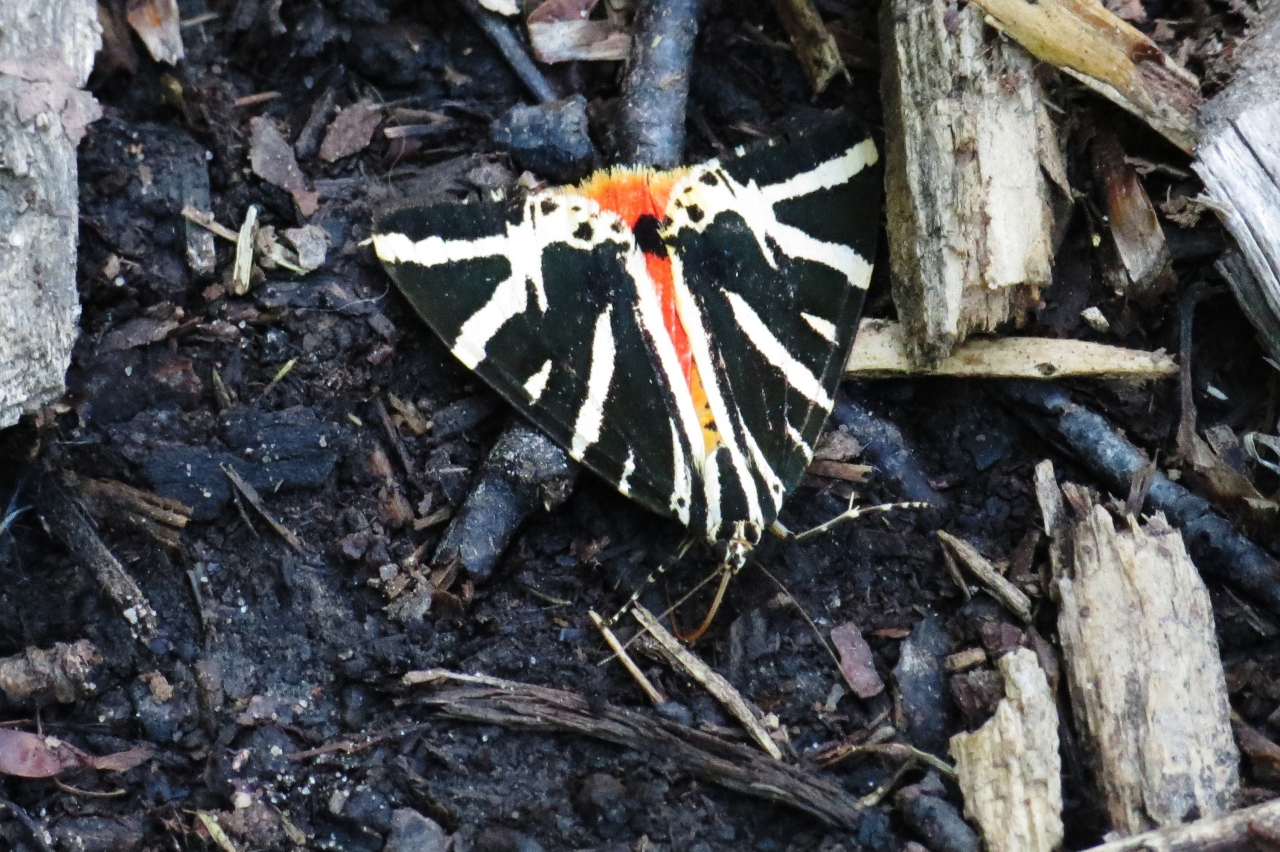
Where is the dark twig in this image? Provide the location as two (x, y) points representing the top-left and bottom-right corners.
(456, 0), (558, 104)
(404, 669), (868, 828)
(617, 0), (702, 168)
(996, 381), (1280, 618)
(828, 394), (948, 509)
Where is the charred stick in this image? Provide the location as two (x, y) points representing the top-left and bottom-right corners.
(997, 381), (1280, 618)
(828, 394), (947, 510)
(405, 669), (866, 828)
(616, 0), (701, 169)
(455, 0), (558, 105)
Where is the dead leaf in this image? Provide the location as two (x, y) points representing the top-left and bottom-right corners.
(813, 431), (863, 462)
(126, 0), (185, 65)
(831, 622), (884, 699)
(318, 101), (382, 162)
(249, 117), (318, 217)
(101, 316), (180, 351)
(0, 729), (151, 777)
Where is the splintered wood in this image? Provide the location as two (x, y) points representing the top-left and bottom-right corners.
(1193, 1), (1280, 366)
(0, 0), (102, 426)
(879, 0), (1056, 365)
(1038, 469), (1238, 835)
(950, 649), (1062, 852)
(967, 0), (1200, 152)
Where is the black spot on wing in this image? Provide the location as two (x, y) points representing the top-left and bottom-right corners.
(633, 215), (666, 257)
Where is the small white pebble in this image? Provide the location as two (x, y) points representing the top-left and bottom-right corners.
(1080, 306), (1110, 333)
(124, 366), (133, 376)
(1206, 384), (1228, 401)
(233, 791), (253, 809)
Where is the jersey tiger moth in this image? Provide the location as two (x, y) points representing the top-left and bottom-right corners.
(373, 119), (880, 579)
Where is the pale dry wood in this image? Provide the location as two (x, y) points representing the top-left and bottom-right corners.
(950, 649), (1063, 852)
(589, 610), (665, 705)
(1053, 491), (1238, 835)
(845, 319), (1178, 379)
(936, 531), (1033, 623)
(879, 1), (1057, 365)
(1193, 0), (1280, 366)
(0, 0), (102, 427)
(630, 604), (783, 760)
(1080, 798), (1280, 852)
(967, 0), (1200, 152)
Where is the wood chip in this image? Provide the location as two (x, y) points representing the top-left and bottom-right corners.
(830, 622), (884, 699)
(845, 319), (1178, 380)
(1052, 486), (1238, 834)
(937, 531), (1034, 624)
(950, 649), (1062, 852)
(630, 605), (783, 760)
(319, 100), (382, 162)
(126, 0), (185, 65)
(231, 204), (257, 296)
(806, 459), (873, 483)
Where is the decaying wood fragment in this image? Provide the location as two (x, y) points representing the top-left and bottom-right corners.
(950, 649), (1062, 852)
(936, 532), (1033, 623)
(879, 0), (1057, 365)
(1193, 2), (1280, 365)
(405, 669), (868, 829)
(1079, 798), (1280, 852)
(966, 0), (1200, 152)
(0, 639), (100, 706)
(1090, 123), (1171, 297)
(631, 604), (783, 760)
(39, 482), (157, 642)
(0, 0), (102, 427)
(1040, 476), (1238, 835)
(72, 475), (191, 549)
(845, 319), (1177, 379)
(766, 0), (846, 93)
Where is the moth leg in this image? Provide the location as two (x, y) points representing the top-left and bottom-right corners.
(599, 535), (697, 629)
(770, 496), (930, 542)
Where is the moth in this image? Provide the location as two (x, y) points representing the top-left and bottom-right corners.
(374, 120), (880, 626)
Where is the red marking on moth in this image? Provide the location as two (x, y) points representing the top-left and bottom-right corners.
(575, 169), (719, 452)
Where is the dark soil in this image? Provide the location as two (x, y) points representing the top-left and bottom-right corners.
(0, 0), (1275, 850)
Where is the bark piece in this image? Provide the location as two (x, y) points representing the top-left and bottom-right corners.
(967, 0), (1200, 152)
(767, 0), (845, 93)
(831, 622), (884, 699)
(1091, 123), (1171, 296)
(1044, 481), (1238, 835)
(0, 0), (101, 427)
(950, 649), (1062, 852)
(845, 320), (1177, 380)
(880, 0), (1055, 365)
(404, 669), (868, 829)
(0, 640), (101, 706)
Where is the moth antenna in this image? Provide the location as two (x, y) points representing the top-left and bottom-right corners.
(598, 536), (696, 629)
(749, 559), (842, 675)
